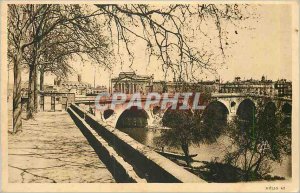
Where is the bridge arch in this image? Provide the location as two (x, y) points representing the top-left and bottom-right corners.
(282, 103), (292, 115)
(237, 99), (256, 120)
(202, 101), (229, 133)
(213, 99), (230, 113)
(115, 106), (151, 129)
(236, 99), (256, 131)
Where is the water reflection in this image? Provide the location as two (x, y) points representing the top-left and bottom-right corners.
(117, 127), (161, 147)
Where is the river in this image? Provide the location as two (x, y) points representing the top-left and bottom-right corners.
(117, 125), (292, 179)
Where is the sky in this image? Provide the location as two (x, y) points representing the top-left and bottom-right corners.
(218, 4), (293, 82)
(8, 4), (294, 87)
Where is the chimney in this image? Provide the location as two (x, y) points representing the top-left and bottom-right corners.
(78, 74), (82, 82)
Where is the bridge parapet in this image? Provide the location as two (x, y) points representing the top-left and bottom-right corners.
(68, 104), (205, 183)
(212, 92), (292, 101)
(68, 106), (145, 182)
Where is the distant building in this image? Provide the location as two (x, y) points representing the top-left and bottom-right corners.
(274, 79), (292, 98)
(194, 80), (220, 93)
(57, 74), (91, 96)
(152, 80), (219, 94)
(109, 73), (291, 98)
(87, 86), (107, 96)
(110, 72), (218, 94)
(219, 76), (275, 96)
(110, 72), (154, 94)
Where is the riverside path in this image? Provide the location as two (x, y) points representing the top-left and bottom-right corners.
(8, 111), (115, 183)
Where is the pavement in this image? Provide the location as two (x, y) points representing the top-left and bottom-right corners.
(8, 111), (115, 183)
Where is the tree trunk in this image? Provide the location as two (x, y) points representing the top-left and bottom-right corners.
(181, 143), (191, 167)
(40, 66), (44, 91)
(12, 49), (23, 133)
(244, 154), (263, 181)
(27, 65), (35, 119)
(33, 65), (38, 112)
(253, 155), (263, 175)
(27, 38), (38, 118)
(39, 67), (44, 111)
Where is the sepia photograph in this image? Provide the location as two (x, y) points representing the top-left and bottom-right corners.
(0, 1), (299, 192)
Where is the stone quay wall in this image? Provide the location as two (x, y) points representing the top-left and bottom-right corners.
(68, 104), (205, 183)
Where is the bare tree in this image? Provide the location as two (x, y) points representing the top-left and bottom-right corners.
(8, 5), (32, 132)
(33, 9), (112, 92)
(95, 4), (252, 81)
(8, 4), (253, 132)
(22, 5), (108, 118)
(9, 4), (111, 123)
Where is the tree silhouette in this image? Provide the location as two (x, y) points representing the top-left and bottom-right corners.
(224, 103), (291, 181)
(157, 106), (222, 166)
(8, 5), (111, 130)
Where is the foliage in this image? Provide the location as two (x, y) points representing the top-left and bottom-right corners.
(224, 103), (291, 181)
(156, 101), (223, 166)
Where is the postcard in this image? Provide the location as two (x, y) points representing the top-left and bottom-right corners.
(1, 1), (299, 192)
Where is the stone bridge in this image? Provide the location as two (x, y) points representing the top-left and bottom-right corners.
(93, 94), (188, 128)
(75, 93), (292, 128)
(210, 93), (292, 121)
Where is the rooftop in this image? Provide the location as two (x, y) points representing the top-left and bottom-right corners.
(112, 72), (153, 81)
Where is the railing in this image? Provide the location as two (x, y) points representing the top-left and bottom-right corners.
(212, 92), (292, 101)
